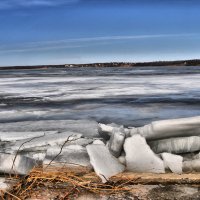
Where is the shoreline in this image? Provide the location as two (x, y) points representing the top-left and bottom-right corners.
(1, 59), (200, 70)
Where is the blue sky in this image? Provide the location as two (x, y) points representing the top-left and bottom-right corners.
(0, 0), (200, 66)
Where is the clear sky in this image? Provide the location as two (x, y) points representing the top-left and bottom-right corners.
(0, 0), (200, 66)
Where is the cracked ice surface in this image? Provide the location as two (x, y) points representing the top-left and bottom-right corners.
(0, 66), (199, 126)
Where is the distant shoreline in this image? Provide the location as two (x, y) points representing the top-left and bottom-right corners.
(1, 59), (200, 70)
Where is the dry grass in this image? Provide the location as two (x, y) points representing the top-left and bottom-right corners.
(1, 165), (132, 200)
(2, 165), (200, 199)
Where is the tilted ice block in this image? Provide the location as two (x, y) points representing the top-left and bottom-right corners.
(161, 153), (183, 174)
(0, 153), (36, 175)
(0, 120), (99, 138)
(108, 128), (125, 158)
(86, 144), (125, 183)
(124, 135), (165, 173)
(130, 116), (200, 140)
(149, 136), (200, 154)
(44, 145), (91, 168)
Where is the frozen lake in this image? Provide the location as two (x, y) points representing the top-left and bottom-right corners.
(0, 66), (200, 126)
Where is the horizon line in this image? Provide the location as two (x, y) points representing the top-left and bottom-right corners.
(1, 58), (200, 68)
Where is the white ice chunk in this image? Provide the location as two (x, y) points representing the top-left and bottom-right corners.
(86, 144), (125, 183)
(130, 116), (200, 140)
(124, 135), (165, 173)
(98, 123), (114, 135)
(98, 123), (130, 140)
(108, 128), (125, 157)
(161, 153), (183, 174)
(149, 136), (200, 154)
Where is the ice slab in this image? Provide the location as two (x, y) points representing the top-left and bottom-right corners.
(86, 144), (125, 183)
(0, 120), (99, 138)
(6, 132), (82, 153)
(149, 136), (200, 154)
(161, 153), (183, 174)
(130, 116), (200, 140)
(108, 128), (125, 157)
(124, 135), (165, 173)
(0, 153), (36, 175)
(0, 131), (57, 142)
(44, 145), (91, 168)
